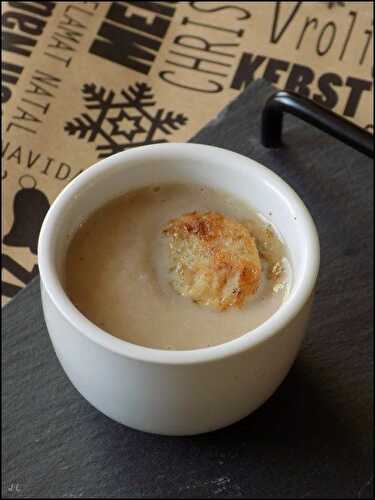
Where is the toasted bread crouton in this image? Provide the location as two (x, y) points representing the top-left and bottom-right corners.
(163, 211), (261, 311)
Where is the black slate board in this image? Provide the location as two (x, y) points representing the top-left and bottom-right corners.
(2, 80), (373, 499)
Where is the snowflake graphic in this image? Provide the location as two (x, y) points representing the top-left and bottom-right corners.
(65, 82), (188, 159)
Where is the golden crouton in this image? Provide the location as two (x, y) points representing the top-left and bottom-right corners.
(243, 219), (284, 282)
(163, 211), (261, 311)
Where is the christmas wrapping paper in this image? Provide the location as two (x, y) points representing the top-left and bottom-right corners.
(2, 1), (373, 304)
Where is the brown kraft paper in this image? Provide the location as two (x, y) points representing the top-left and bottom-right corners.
(2, 1), (373, 304)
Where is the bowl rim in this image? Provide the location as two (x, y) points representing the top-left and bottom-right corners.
(38, 143), (320, 365)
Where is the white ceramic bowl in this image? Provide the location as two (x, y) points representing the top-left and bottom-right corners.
(38, 143), (319, 436)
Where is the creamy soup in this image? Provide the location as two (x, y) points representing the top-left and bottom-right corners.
(65, 184), (291, 350)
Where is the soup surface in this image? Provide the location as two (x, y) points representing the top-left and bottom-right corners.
(65, 183), (291, 350)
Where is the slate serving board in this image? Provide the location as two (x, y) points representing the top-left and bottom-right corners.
(2, 80), (373, 499)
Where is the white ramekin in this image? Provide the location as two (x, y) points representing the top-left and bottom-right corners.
(38, 143), (320, 436)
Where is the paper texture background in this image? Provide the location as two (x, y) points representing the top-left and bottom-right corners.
(2, 1), (373, 304)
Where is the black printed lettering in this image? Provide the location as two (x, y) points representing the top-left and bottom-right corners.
(360, 29), (373, 65)
(21, 98), (50, 115)
(90, 21), (160, 74)
(230, 53), (266, 90)
(2, 61), (23, 85)
(91, 1), (175, 74)
(7, 1), (55, 18)
(285, 64), (314, 96)
(2, 141), (10, 158)
(44, 51), (72, 67)
(131, 1), (176, 18)
(271, 2), (302, 44)
(344, 77), (372, 117)
(41, 157), (54, 176)
(1, 61), (23, 104)
(2, 11), (46, 36)
(107, 2), (170, 39)
(339, 11), (357, 60)
(26, 150), (41, 169)
(59, 11), (86, 30)
(263, 58), (289, 84)
(55, 163), (71, 180)
(26, 80), (53, 98)
(1, 0), (55, 99)
(31, 69), (61, 89)
(7, 145), (22, 164)
(313, 73), (341, 109)
(54, 25), (83, 44)
(9, 106), (42, 135)
(14, 104), (42, 123)
(7, 122), (36, 134)
(296, 17), (318, 50)
(48, 36), (75, 52)
(174, 34), (237, 57)
(1, 31), (36, 57)
(166, 50), (230, 77)
(182, 16), (244, 38)
(189, 2), (251, 21)
(159, 70), (223, 93)
(317, 22), (336, 56)
(2, 86), (11, 104)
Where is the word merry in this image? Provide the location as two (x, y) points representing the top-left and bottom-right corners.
(89, 2), (175, 75)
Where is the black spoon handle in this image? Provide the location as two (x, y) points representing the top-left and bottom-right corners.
(261, 91), (374, 158)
